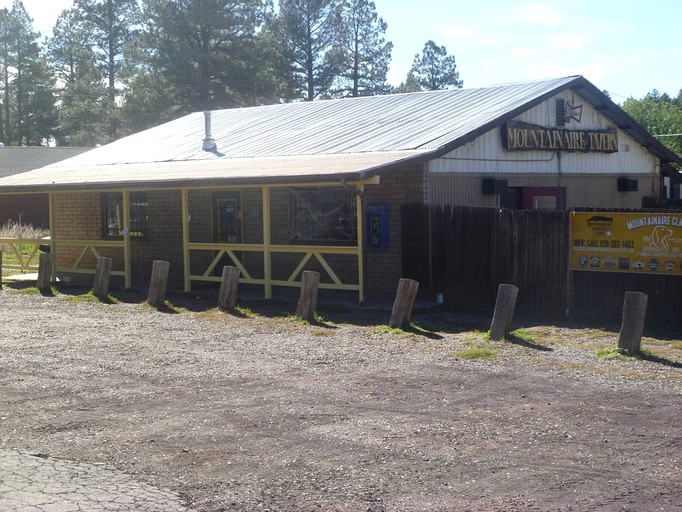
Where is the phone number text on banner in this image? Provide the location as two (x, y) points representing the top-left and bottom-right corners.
(570, 212), (682, 275)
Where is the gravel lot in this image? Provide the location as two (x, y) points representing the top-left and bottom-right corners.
(1, 286), (681, 511)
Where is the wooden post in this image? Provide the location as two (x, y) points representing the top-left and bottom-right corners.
(37, 253), (54, 289)
(296, 270), (320, 321)
(489, 283), (519, 340)
(618, 291), (648, 355)
(389, 278), (419, 328)
(218, 265), (240, 311)
(147, 260), (170, 307)
(0, 250), (3, 290)
(92, 257), (113, 299)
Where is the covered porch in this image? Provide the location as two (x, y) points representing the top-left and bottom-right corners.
(35, 176), (380, 303)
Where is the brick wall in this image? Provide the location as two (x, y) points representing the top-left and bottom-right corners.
(364, 165), (426, 294)
(49, 169), (426, 296)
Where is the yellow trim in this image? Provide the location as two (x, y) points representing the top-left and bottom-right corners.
(355, 183), (365, 302)
(122, 190), (132, 289)
(287, 252), (314, 282)
(262, 186), (272, 299)
(49, 192), (56, 281)
(182, 188), (191, 293)
(314, 253), (342, 285)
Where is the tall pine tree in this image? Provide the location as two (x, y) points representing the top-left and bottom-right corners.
(274, 0), (343, 101)
(335, 0), (392, 97)
(410, 40), (463, 91)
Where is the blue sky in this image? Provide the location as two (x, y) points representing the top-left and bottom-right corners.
(4, 0), (681, 103)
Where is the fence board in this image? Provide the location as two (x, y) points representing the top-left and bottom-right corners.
(401, 205), (682, 324)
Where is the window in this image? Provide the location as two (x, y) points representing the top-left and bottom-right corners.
(290, 187), (357, 244)
(101, 192), (148, 237)
(211, 191), (242, 243)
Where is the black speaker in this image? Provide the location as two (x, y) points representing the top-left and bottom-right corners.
(617, 177), (638, 192)
(482, 178), (496, 194)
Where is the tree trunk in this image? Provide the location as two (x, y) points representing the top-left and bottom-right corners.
(618, 292), (648, 355)
(218, 265), (240, 311)
(37, 253), (53, 290)
(147, 260), (170, 307)
(389, 278), (419, 328)
(489, 284), (519, 340)
(92, 257), (113, 299)
(296, 270), (320, 321)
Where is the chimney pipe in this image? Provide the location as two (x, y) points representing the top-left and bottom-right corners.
(202, 110), (216, 151)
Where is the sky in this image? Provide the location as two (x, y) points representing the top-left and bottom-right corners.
(2, 0), (681, 103)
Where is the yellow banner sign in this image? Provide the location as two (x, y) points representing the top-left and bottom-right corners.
(570, 212), (682, 275)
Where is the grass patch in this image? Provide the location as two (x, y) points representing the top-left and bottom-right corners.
(145, 300), (188, 314)
(375, 325), (406, 335)
(596, 346), (680, 367)
(451, 347), (497, 360)
(596, 347), (630, 360)
(670, 341), (682, 351)
(234, 305), (259, 317)
(62, 290), (119, 304)
(12, 285), (57, 296)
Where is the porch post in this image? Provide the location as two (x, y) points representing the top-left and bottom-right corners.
(355, 184), (365, 303)
(262, 186), (272, 299)
(122, 189), (132, 289)
(181, 188), (191, 293)
(48, 192), (56, 282)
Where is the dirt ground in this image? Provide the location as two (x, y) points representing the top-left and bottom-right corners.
(1, 285), (681, 511)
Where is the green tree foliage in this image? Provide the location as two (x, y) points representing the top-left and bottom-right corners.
(409, 40), (462, 91)
(334, 0), (392, 97)
(622, 90), (682, 160)
(131, 0), (274, 119)
(48, 7), (110, 146)
(0, 1), (56, 145)
(393, 71), (421, 94)
(74, 0), (141, 139)
(274, 0), (343, 101)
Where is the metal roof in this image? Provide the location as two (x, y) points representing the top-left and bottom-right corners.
(0, 75), (678, 192)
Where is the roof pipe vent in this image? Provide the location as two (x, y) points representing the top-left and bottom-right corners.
(202, 110), (217, 152)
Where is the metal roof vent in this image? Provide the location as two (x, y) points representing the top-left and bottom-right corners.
(202, 110), (217, 152)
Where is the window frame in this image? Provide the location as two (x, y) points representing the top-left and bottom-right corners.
(101, 191), (149, 238)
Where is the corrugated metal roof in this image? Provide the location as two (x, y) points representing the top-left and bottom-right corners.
(0, 151), (425, 191)
(0, 75), (677, 192)
(46, 76), (579, 168)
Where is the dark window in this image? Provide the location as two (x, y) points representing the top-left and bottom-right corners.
(211, 191), (242, 243)
(290, 188), (357, 244)
(101, 192), (148, 237)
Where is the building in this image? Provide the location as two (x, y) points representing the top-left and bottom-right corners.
(0, 76), (678, 299)
(0, 146), (92, 227)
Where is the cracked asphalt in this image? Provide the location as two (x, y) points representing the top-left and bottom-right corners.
(0, 448), (191, 511)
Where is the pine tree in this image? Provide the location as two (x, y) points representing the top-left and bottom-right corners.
(335, 0), (392, 97)
(410, 40), (463, 91)
(75, 0), (141, 139)
(274, 0), (343, 101)
(133, 0), (273, 116)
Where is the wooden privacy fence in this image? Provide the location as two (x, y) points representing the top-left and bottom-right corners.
(402, 204), (682, 322)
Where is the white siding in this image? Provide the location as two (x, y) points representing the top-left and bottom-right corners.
(428, 90), (659, 176)
(429, 174), (659, 210)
